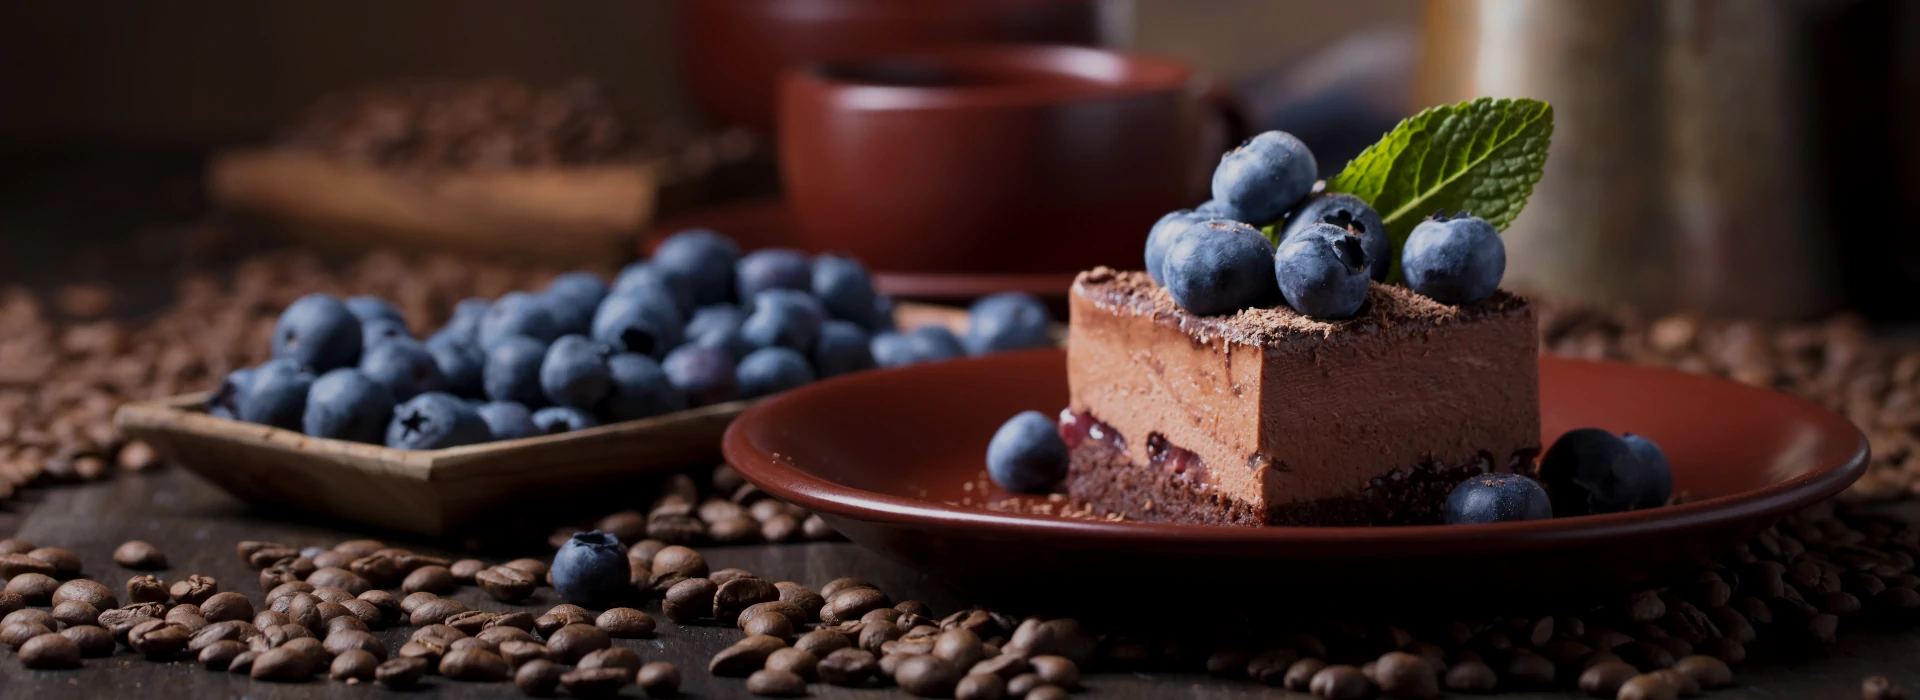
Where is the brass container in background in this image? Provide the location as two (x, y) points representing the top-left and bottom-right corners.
(1419, 0), (1838, 319)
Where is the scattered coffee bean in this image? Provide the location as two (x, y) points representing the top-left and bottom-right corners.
(1246, 648), (1297, 684)
(25, 547), (81, 577)
(324, 629), (387, 660)
(447, 558), (484, 583)
(1618, 672), (1682, 700)
(712, 634), (789, 677)
(400, 564), (456, 594)
(802, 514), (839, 540)
(438, 646), (511, 681)
(650, 545), (708, 581)
(251, 645), (317, 681)
(50, 579), (114, 609)
(796, 628), (853, 658)
(19, 632), (82, 669)
(169, 574), (218, 605)
(1669, 654), (1733, 689)
(1863, 675), (1909, 700)
(514, 658), (563, 695)
(113, 540), (167, 570)
(200, 638), (248, 670)
(61, 625), (114, 657)
(375, 657), (428, 689)
(0, 554), (55, 579)
(307, 567), (372, 595)
(476, 565), (536, 602)
(716, 577), (780, 620)
(824, 586), (891, 624)
(638, 660), (682, 697)
(226, 650), (259, 675)
(820, 577), (874, 598)
(128, 619), (191, 658)
(747, 668), (808, 697)
(329, 648), (378, 681)
(1582, 660), (1643, 697)
(5, 573), (56, 606)
(664, 577), (718, 622)
(1030, 654), (1081, 689)
(896, 654), (962, 696)
(545, 622), (612, 664)
(51, 600), (99, 628)
(1506, 649), (1557, 689)
(560, 666), (631, 699)
(956, 672), (1008, 700)
(1444, 659), (1497, 692)
(253, 610), (289, 629)
(576, 647), (641, 674)
(1652, 668), (1703, 697)
(409, 597), (468, 627)
(126, 574), (168, 604)
(1027, 685), (1070, 700)
(1284, 658), (1328, 691)
(590, 608), (653, 639)
(399, 638), (448, 668)
(1310, 664), (1375, 700)
(1007, 672), (1042, 696)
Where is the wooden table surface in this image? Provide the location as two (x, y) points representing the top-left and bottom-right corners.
(3, 467), (1917, 699)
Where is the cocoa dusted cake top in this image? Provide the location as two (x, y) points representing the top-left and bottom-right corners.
(1073, 266), (1530, 347)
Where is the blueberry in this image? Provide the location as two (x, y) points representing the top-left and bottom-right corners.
(1539, 428), (1652, 516)
(813, 320), (876, 377)
(358, 338), (447, 402)
(386, 391), (491, 450)
(550, 530), (628, 605)
(302, 368), (395, 444)
(986, 410), (1069, 494)
(238, 359), (314, 430)
(1442, 474), (1554, 525)
(1194, 199), (1238, 219)
(206, 366), (259, 420)
(360, 317), (411, 351)
(908, 325), (965, 362)
(545, 271), (610, 308)
(482, 335), (550, 407)
(1162, 219), (1280, 316)
(601, 353), (687, 422)
(736, 347), (816, 398)
(871, 295), (897, 332)
(1622, 433), (1674, 509)
(345, 296), (405, 325)
(684, 304), (750, 358)
(1210, 130), (1318, 225)
(478, 292), (561, 351)
(735, 248), (812, 302)
(1402, 214), (1505, 305)
(661, 345), (740, 407)
(1144, 209), (1208, 286)
(531, 406), (599, 435)
(476, 401), (539, 441)
(870, 332), (919, 368)
(273, 294), (363, 372)
(650, 228), (739, 307)
(539, 334), (613, 409)
(1279, 192), (1391, 282)
(740, 289), (825, 353)
(591, 290), (684, 358)
(541, 272), (610, 336)
(1274, 222), (1372, 320)
(424, 333), (485, 398)
(612, 262), (693, 317)
(964, 292), (1053, 355)
(811, 254), (881, 329)
(440, 298), (490, 344)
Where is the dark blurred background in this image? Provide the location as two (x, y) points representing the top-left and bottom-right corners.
(0, 0), (1915, 322)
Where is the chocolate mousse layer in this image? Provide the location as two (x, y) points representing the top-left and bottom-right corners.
(1065, 268), (1541, 526)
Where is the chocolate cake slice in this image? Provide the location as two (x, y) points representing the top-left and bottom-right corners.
(1064, 267), (1541, 526)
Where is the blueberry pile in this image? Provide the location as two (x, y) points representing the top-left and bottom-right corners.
(1145, 130), (1507, 319)
(1442, 428), (1675, 525)
(206, 230), (1056, 450)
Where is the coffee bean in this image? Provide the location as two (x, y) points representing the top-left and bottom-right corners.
(1618, 672), (1682, 700)
(324, 628), (386, 659)
(648, 545), (707, 581)
(19, 632), (81, 669)
(112, 540), (167, 570)
(597, 510), (649, 545)
(200, 638), (248, 670)
(1616, 639), (1676, 671)
(515, 658), (563, 695)
(1308, 664), (1374, 700)
(859, 618), (901, 655)
(636, 660), (681, 697)
(712, 634), (788, 677)
(791, 629), (849, 659)
(168, 574), (218, 605)
(496, 557), (545, 580)
(125, 574), (168, 604)
(306, 567), (371, 595)
(575, 646), (642, 674)
(1038, 619), (1096, 664)
(798, 513), (837, 540)
(128, 619), (191, 658)
(50, 579), (115, 609)
(560, 667), (631, 699)
(1580, 659), (1641, 696)
(61, 624), (114, 657)
(498, 639), (549, 666)
(743, 668), (804, 697)
(475, 565), (536, 602)
(663, 577), (717, 622)
(0, 592), (19, 618)
(733, 610), (790, 640)
(1029, 654), (1081, 689)
(328, 648), (378, 681)
(188, 619), (257, 651)
(344, 554), (399, 587)
(252, 609), (289, 629)
(413, 623), (468, 642)
(648, 514), (706, 544)
(437, 646), (510, 681)
(935, 627), (987, 670)
(820, 577), (874, 598)
(0, 539), (34, 556)
(265, 581), (314, 605)
(1271, 657), (1325, 691)
(398, 638), (447, 668)
(407, 597), (467, 627)
(1007, 672), (1042, 696)
(376, 657), (428, 689)
(25, 547), (81, 577)
(1667, 654), (1732, 689)
(823, 586), (891, 624)
(398, 565), (456, 595)
(760, 514), (801, 542)
(708, 567), (756, 585)
(443, 558), (482, 584)
(50, 600), (98, 628)
(1863, 675), (1909, 700)
(715, 576), (780, 620)
(1246, 648), (1298, 685)
(226, 650), (259, 675)
(545, 622), (611, 664)
(970, 654), (1034, 682)
(3, 573), (54, 606)
(250, 645), (316, 681)
(0, 554), (54, 579)
(349, 589), (398, 624)
(773, 581), (826, 619)
(895, 654), (961, 696)
(310, 550), (354, 570)
(1505, 649), (1556, 689)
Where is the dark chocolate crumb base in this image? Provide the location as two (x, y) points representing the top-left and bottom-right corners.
(1065, 432), (1542, 527)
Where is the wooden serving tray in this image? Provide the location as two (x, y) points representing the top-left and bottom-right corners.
(112, 303), (976, 536)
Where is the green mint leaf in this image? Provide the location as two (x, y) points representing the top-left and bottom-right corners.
(1324, 97), (1553, 280)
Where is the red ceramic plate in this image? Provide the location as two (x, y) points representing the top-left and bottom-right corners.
(723, 350), (1867, 600)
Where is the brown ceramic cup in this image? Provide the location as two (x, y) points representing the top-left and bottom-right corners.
(779, 45), (1240, 278)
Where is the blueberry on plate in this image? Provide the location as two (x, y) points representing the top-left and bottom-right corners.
(440, 297), (490, 344)
(1275, 222), (1372, 320)
(345, 295), (406, 325)
(540, 334), (613, 409)
(386, 392), (491, 450)
(540, 284), (606, 338)
(907, 325), (965, 362)
(478, 291), (562, 351)
(601, 353), (687, 422)
(1144, 209), (1208, 286)
(1162, 219), (1280, 316)
(551, 531), (629, 605)
(736, 347), (816, 399)
(1442, 473), (1553, 525)
(476, 400), (539, 441)
(1622, 433), (1674, 509)
(813, 320), (876, 378)
(735, 248), (812, 302)
(424, 333), (485, 399)
(964, 292), (1052, 355)
(591, 290), (684, 358)
(206, 365), (259, 420)
(811, 254), (882, 330)
(1539, 428), (1653, 516)
(611, 262), (693, 317)
(1279, 192), (1391, 282)
(273, 294), (364, 373)
(531, 406), (599, 435)
(359, 338), (447, 402)
(1209, 130), (1318, 225)
(740, 289), (825, 353)
(238, 359), (314, 430)
(684, 304), (751, 358)
(649, 228), (740, 307)
(1402, 213), (1506, 305)
(303, 368), (395, 444)
(986, 410), (1069, 494)
(482, 334), (551, 408)
(661, 344), (741, 407)
(870, 331), (919, 369)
